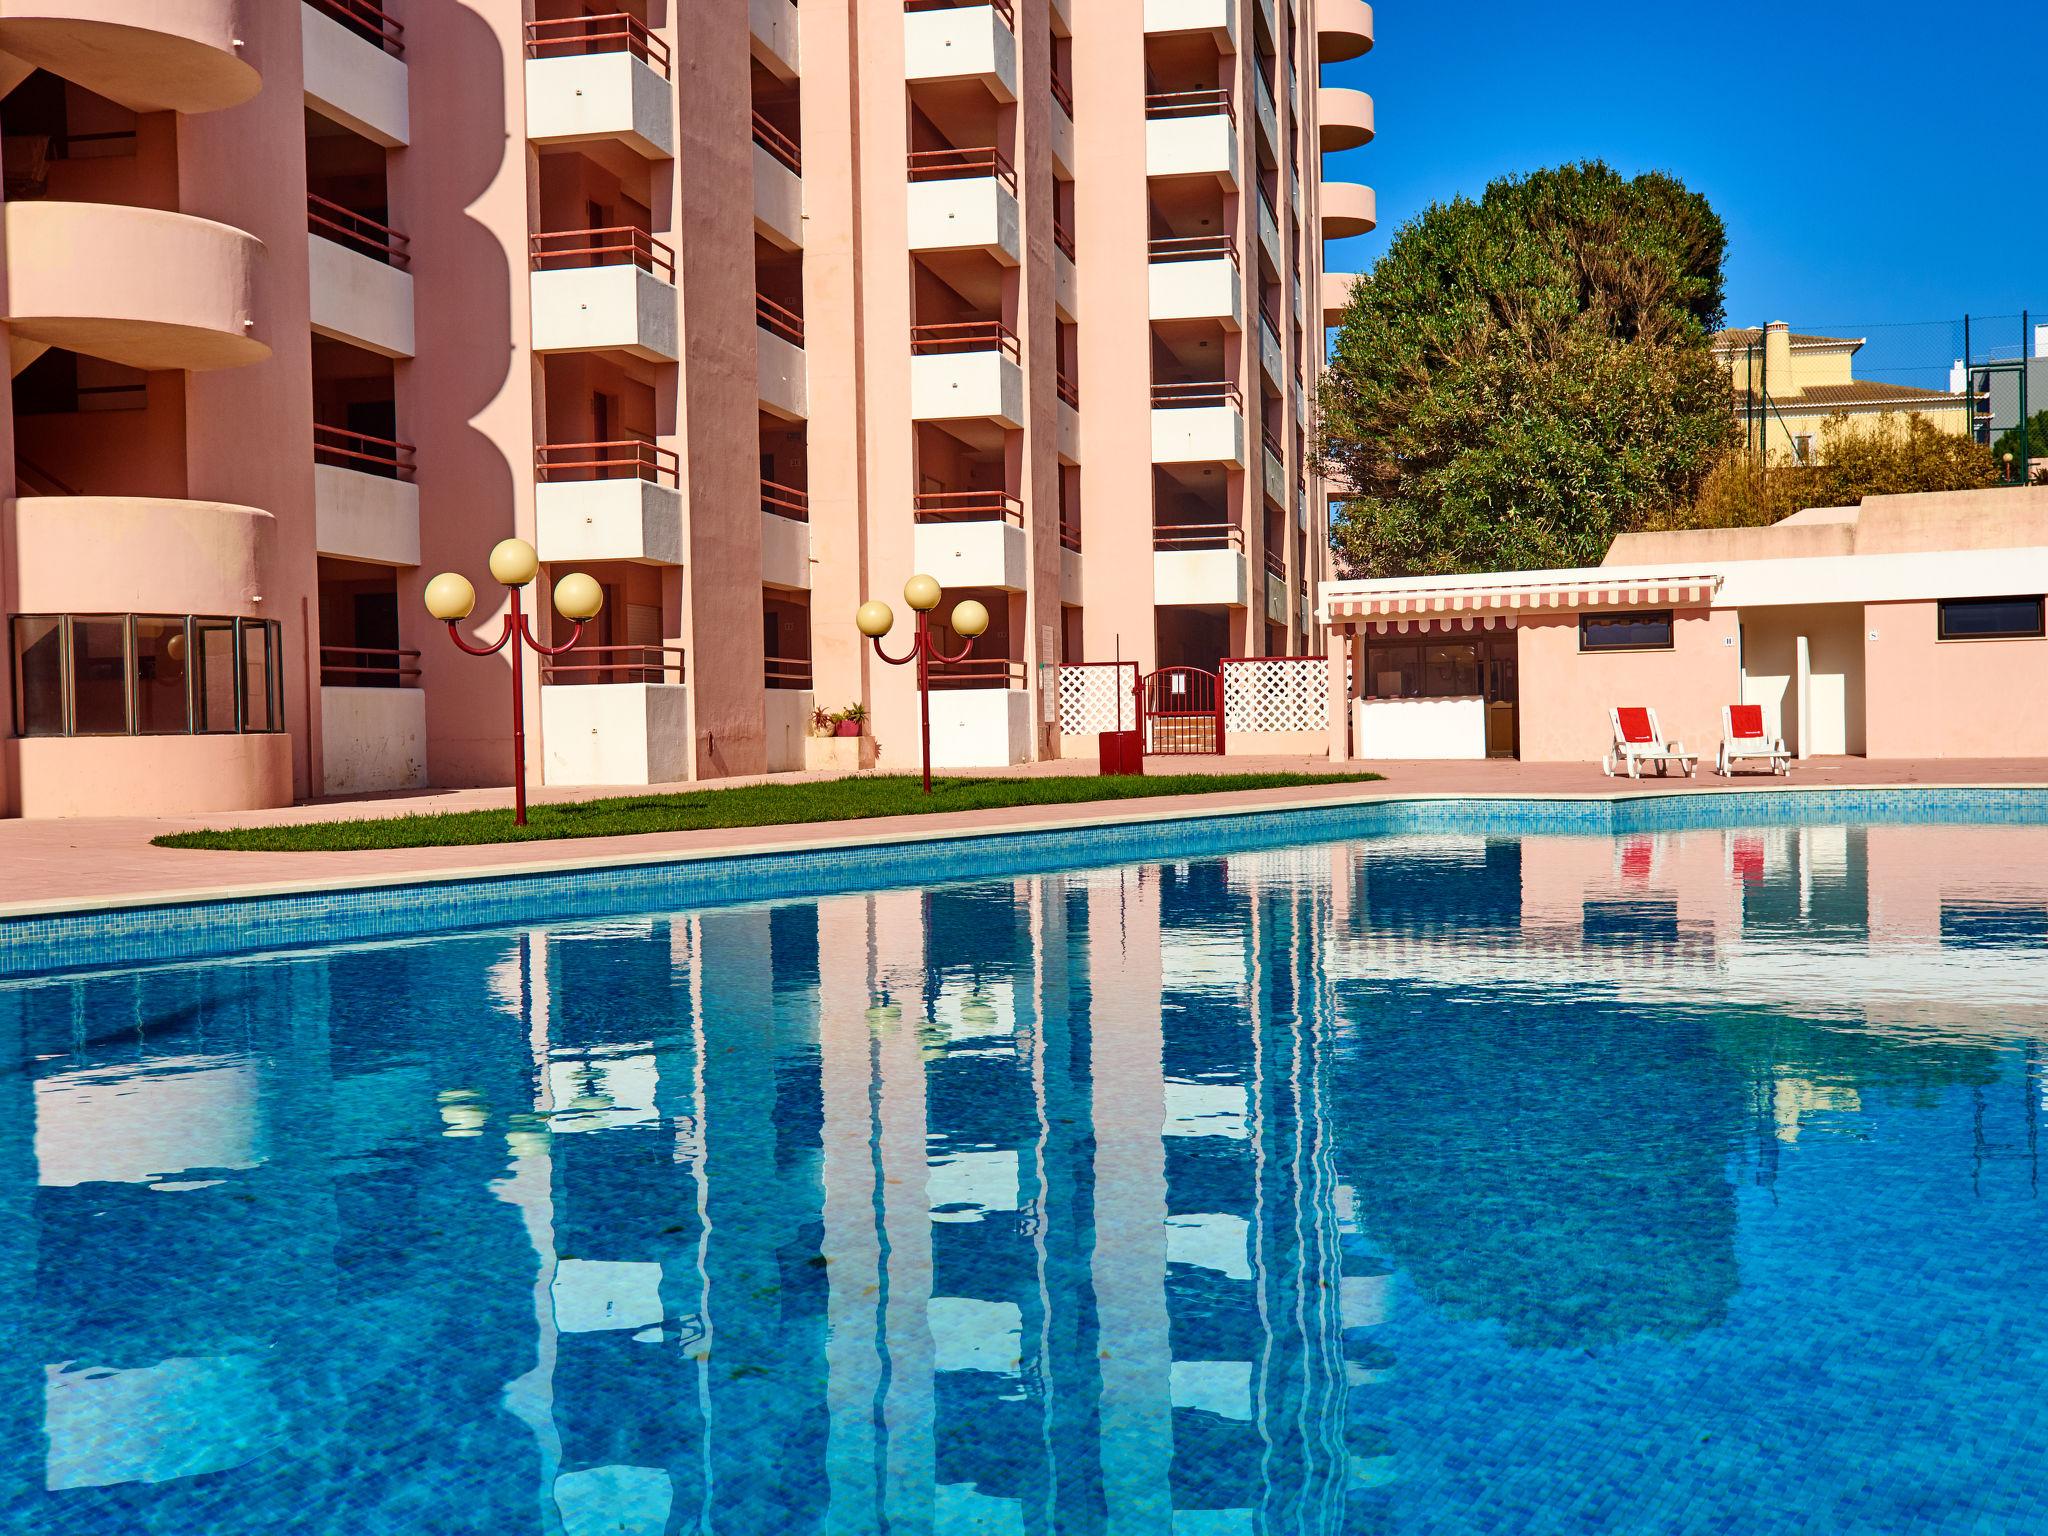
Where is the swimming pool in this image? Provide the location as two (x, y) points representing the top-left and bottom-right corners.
(9, 803), (2048, 1532)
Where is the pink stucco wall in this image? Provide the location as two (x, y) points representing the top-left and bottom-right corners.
(1864, 599), (2048, 758)
(1514, 608), (1740, 763)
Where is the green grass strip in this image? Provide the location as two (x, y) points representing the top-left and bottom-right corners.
(153, 772), (1384, 853)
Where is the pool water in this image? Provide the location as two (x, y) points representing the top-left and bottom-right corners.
(8, 818), (2048, 1533)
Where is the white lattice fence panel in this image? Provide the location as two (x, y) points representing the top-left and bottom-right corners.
(1058, 664), (1137, 733)
(1223, 658), (1327, 734)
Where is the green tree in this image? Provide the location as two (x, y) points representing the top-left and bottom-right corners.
(1992, 407), (2048, 478)
(1319, 162), (1736, 577)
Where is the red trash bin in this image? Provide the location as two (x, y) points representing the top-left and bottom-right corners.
(1099, 729), (1143, 776)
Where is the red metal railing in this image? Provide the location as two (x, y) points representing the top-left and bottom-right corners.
(1057, 369), (1078, 409)
(320, 644), (421, 687)
(1151, 379), (1242, 409)
(910, 320), (1020, 360)
(756, 292), (805, 346)
(15, 455), (79, 497)
(530, 226), (674, 281)
(906, 145), (1018, 194)
(1054, 219), (1076, 261)
(1144, 88), (1234, 123)
(914, 490), (1023, 525)
(1264, 546), (1287, 577)
(315, 423), (415, 479)
(928, 658), (1028, 691)
(1060, 516), (1081, 552)
(1148, 234), (1237, 263)
(761, 478), (810, 520)
(524, 15), (671, 79)
(542, 642), (687, 685)
(764, 654), (814, 689)
(1260, 310), (1284, 351)
(308, 194), (410, 267)
(752, 111), (802, 173)
(1050, 71), (1074, 117)
(905, 0), (1016, 23)
(1262, 426), (1285, 463)
(1153, 522), (1245, 551)
(306, 0), (404, 56)
(535, 440), (680, 486)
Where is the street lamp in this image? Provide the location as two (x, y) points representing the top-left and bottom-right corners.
(858, 573), (989, 794)
(425, 537), (605, 827)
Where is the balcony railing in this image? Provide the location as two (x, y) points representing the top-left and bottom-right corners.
(756, 293), (805, 347)
(905, 0), (1016, 22)
(1060, 516), (1081, 552)
(1145, 88), (1234, 124)
(1260, 311), (1283, 353)
(535, 440), (680, 486)
(752, 111), (802, 173)
(1148, 234), (1237, 264)
(911, 320), (1020, 361)
(1054, 220), (1075, 262)
(314, 423), (415, 480)
(1153, 523), (1245, 551)
(306, 0), (404, 56)
(1051, 72), (1074, 118)
(1262, 426), (1285, 463)
(764, 654), (814, 689)
(530, 226), (675, 281)
(928, 658), (1028, 691)
(1264, 546), (1287, 577)
(542, 642), (687, 685)
(914, 490), (1023, 525)
(761, 478), (810, 520)
(906, 146), (1018, 195)
(308, 195), (410, 267)
(524, 15), (672, 79)
(1057, 369), (1078, 409)
(1151, 379), (1242, 409)
(319, 644), (421, 688)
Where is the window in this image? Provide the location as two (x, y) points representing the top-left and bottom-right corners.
(1793, 433), (1815, 465)
(1579, 610), (1674, 652)
(7, 615), (282, 737)
(1938, 595), (2044, 641)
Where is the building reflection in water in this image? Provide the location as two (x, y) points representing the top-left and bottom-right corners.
(3, 821), (2048, 1532)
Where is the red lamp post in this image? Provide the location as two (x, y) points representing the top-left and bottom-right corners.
(424, 538), (605, 827)
(857, 574), (990, 794)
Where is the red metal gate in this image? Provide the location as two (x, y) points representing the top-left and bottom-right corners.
(1142, 666), (1223, 755)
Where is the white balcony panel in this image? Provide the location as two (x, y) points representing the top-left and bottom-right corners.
(1254, 74), (1278, 151)
(536, 479), (684, 566)
(1257, 194), (1280, 269)
(914, 518), (1027, 593)
(932, 688), (1032, 768)
(907, 177), (1020, 265)
(542, 683), (691, 785)
(1142, 0), (1237, 47)
(1054, 247), (1077, 322)
(302, 5), (408, 147)
(749, 0), (798, 80)
(912, 352), (1023, 428)
(1155, 549), (1248, 607)
(1151, 405), (1245, 466)
(314, 464), (419, 566)
(1150, 257), (1242, 326)
(308, 235), (413, 358)
(1060, 548), (1082, 605)
(758, 329), (808, 420)
(753, 144), (802, 250)
(1259, 323), (1283, 387)
(1051, 98), (1074, 178)
(761, 508), (811, 590)
(1262, 446), (1285, 505)
(320, 686), (427, 796)
(1322, 270), (1359, 326)
(530, 264), (677, 362)
(525, 54), (674, 160)
(1146, 113), (1238, 188)
(1265, 571), (1287, 625)
(1293, 380), (1307, 421)
(904, 5), (1017, 101)
(1049, 0), (1071, 34)
(1058, 400), (1079, 464)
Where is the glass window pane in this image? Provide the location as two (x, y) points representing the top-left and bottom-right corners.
(133, 617), (191, 735)
(11, 616), (64, 736)
(1580, 611), (1674, 652)
(1421, 643), (1481, 697)
(69, 617), (129, 734)
(239, 619), (274, 732)
(1363, 644), (1421, 698)
(194, 619), (238, 733)
(1939, 596), (2044, 641)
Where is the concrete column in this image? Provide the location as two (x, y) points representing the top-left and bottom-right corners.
(1325, 626), (1350, 759)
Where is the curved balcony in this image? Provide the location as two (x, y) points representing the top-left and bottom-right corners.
(1321, 270), (1359, 326)
(6, 495), (273, 615)
(1320, 182), (1376, 240)
(1317, 87), (1374, 152)
(0, 0), (258, 114)
(1315, 0), (1374, 62)
(3, 201), (267, 372)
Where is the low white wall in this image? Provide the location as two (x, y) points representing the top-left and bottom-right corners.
(1142, 0), (1237, 46)
(541, 683), (692, 786)
(320, 685), (428, 796)
(302, 5), (409, 146)
(314, 463), (420, 567)
(536, 479), (684, 567)
(764, 689), (815, 772)
(1151, 405), (1244, 466)
(1146, 115), (1238, 186)
(1354, 695), (1486, 760)
(911, 352), (1023, 428)
(906, 177), (1021, 263)
(932, 689), (1033, 768)
(524, 53), (673, 159)
(308, 235), (414, 358)
(914, 517), (1027, 592)
(757, 328), (808, 420)
(530, 265), (678, 362)
(749, 0), (799, 76)
(753, 145), (802, 249)
(903, 5), (1017, 99)
(1149, 256), (1241, 323)
(761, 508), (811, 590)
(1155, 548), (1247, 607)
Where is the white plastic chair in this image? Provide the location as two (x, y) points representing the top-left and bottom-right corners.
(1716, 704), (1792, 777)
(1602, 706), (1698, 779)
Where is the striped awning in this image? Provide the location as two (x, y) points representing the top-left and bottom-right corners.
(1324, 571), (1720, 623)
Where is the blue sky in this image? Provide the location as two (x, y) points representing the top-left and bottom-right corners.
(1320, 0), (2047, 383)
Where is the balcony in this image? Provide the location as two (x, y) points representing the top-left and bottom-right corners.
(1318, 87), (1374, 151)
(308, 196), (413, 358)
(912, 492), (1028, 592)
(1141, 0), (1237, 48)
(1148, 237), (1241, 327)
(1153, 523), (1248, 608)
(534, 441), (685, 565)
(910, 322), (1024, 428)
(1253, 71), (1278, 154)
(540, 646), (691, 786)
(761, 480), (811, 590)
(1258, 312), (1283, 388)
(907, 147), (1021, 264)
(1146, 91), (1238, 188)
(1256, 187), (1280, 270)
(1053, 219), (1077, 321)
(1260, 426), (1286, 505)
(930, 677), (1032, 767)
(757, 293), (808, 419)
(903, 0), (1017, 102)
(1057, 369), (1079, 461)
(749, 0), (798, 79)
(1322, 182), (1377, 239)
(1050, 73), (1075, 177)
(529, 228), (679, 362)
(1150, 379), (1245, 466)
(303, 0), (408, 147)
(319, 654), (426, 796)
(314, 426), (419, 566)
(1264, 564), (1288, 625)
(753, 112), (803, 250)
(1317, 0), (1375, 62)
(524, 15), (674, 160)
(1, 201), (267, 373)
(1321, 271), (1357, 325)
(0, 0), (259, 114)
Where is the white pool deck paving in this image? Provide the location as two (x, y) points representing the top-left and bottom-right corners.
(3, 755), (2046, 919)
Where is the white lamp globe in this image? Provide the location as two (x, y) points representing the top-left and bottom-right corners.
(488, 538), (540, 587)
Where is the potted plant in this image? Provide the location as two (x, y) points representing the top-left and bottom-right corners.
(807, 706), (835, 739)
(833, 702), (868, 738)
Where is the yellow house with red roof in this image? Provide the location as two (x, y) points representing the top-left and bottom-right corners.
(1713, 320), (1970, 464)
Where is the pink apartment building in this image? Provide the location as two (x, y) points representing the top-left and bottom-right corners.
(0, 0), (1374, 817)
